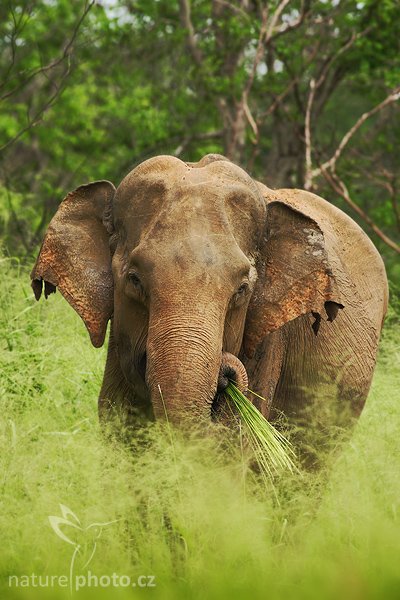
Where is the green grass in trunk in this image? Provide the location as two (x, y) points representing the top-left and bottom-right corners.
(225, 382), (297, 481)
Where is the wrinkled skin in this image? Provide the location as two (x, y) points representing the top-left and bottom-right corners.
(31, 154), (388, 434)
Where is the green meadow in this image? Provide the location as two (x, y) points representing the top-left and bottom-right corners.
(1, 255), (399, 600)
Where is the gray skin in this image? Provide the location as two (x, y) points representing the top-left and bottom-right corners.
(31, 154), (388, 433)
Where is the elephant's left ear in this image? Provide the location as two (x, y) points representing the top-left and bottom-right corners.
(244, 200), (343, 358)
(31, 181), (116, 348)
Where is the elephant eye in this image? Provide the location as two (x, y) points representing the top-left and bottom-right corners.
(233, 282), (249, 306)
(128, 272), (141, 287)
(126, 271), (145, 300)
(237, 283), (248, 296)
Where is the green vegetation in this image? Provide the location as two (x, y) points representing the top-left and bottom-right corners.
(225, 382), (297, 481)
(1, 1), (400, 278)
(1, 257), (399, 600)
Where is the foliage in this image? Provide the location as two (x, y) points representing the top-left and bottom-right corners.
(0, 0), (399, 280)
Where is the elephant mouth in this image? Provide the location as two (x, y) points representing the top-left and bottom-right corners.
(137, 352), (147, 382)
(140, 347), (248, 423)
(211, 393), (228, 421)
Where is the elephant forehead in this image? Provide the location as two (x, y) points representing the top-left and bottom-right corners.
(114, 173), (262, 223)
(116, 186), (260, 256)
(114, 153), (262, 207)
(113, 158), (264, 254)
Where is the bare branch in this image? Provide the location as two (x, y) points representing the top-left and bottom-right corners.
(364, 167), (400, 233)
(214, 6), (267, 161)
(0, 1), (95, 154)
(269, 0), (311, 40)
(243, 7), (268, 98)
(243, 99), (258, 139)
(265, 0), (291, 42)
(0, 4), (33, 93)
(178, 0), (203, 67)
(237, 7), (268, 146)
(303, 28), (372, 189)
(0, 60), (72, 153)
(304, 78), (316, 190)
(322, 168), (400, 254)
(312, 87), (400, 178)
(173, 130), (223, 157)
(263, 41), (321, 122)
(211, 0), (250, 19)
(258, 77), (299, 119)
(1, 0), (94, 102)
(314, 30), (360, 91)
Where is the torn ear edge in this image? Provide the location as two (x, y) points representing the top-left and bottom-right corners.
(31, 278), (56, 301)
(244, 267), (345, 358)
(31, 257), (112, 349)
(245, 271), (345, 358)
(266, 265), (345, 337)
(312, 300), (344, 336)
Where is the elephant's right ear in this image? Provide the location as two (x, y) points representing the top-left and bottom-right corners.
(31, 181), (116, 348)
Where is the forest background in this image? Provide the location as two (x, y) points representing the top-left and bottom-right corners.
(0, 0), (399, 281)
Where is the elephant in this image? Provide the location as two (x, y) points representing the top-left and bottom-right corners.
(31, 154), (388, 438)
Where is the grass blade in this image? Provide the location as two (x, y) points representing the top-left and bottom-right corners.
(225, 382), (297, 482)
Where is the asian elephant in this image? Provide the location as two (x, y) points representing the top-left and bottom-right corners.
(31, 154), (388, 435)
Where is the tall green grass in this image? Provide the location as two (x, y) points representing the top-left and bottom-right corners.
(1, 255), (400, 600)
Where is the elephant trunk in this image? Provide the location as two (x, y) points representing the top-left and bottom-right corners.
(145, 308), (248, 424)
(212, 352), (249, 424)
(218, 351), (248, 393)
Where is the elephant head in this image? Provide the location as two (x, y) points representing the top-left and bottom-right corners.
(31, 154), (342, 425)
